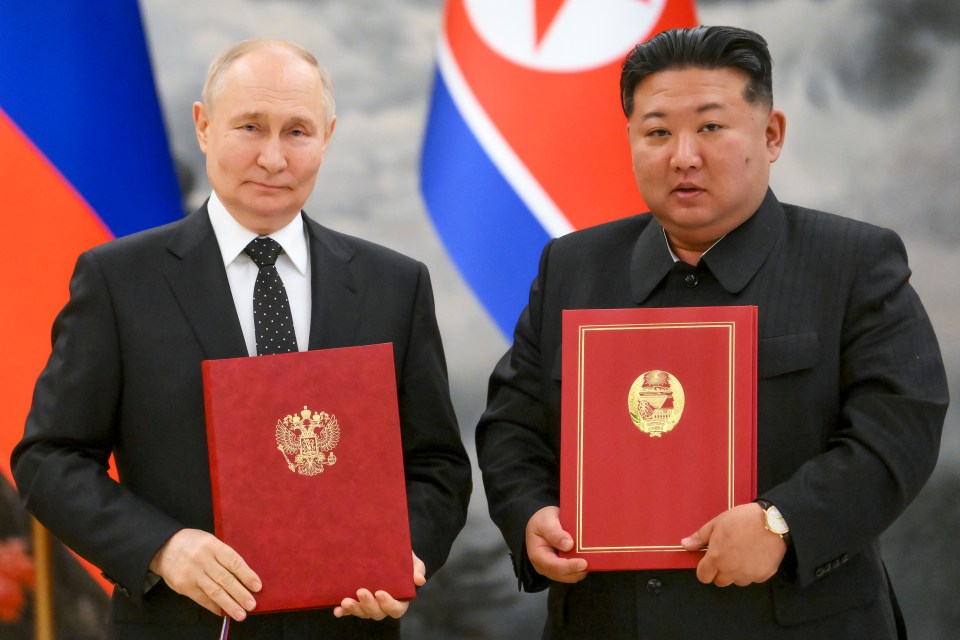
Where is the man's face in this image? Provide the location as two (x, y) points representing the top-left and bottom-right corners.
(193, 46), (334, 234)
(626, 67), (785, 256)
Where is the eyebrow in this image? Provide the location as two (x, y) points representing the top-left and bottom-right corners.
(228, 111), (318, 128)
(696, 102), (726, 114)
(640, 102), (727, 121)
(229, 111), (266, 123)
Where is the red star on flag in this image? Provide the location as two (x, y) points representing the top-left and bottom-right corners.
(535, 0), (652, 47)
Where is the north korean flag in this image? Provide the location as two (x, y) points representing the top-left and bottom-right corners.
(421, 0), (698, 334)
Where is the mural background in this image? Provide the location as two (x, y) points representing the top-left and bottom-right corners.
(141, 1), (960, 638)
(4, 1), (955, 638)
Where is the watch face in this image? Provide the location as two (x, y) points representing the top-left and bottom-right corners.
(765, 506), (790, 535)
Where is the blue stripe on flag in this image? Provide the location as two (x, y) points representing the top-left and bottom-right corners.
(421, 68), (550, 336)
(0, 1), (182, 236)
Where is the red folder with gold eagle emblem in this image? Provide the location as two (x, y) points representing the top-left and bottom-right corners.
(202, 343), (414, 612)
(560, 307), (757, 570)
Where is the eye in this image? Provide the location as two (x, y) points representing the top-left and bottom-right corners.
(647, 128), (669, 138)
(241, 124), (257, 132)
(290, 128), (305, 137)
(701, 123), (722, 133)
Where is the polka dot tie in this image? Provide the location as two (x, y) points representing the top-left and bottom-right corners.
(244, 237), (298, 356)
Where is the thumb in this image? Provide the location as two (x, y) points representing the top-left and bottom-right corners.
(412, 552), (427, 586)
(531, 509), (573, 552)
(681, 522), (712, 551)
(543, 519), (574, 552)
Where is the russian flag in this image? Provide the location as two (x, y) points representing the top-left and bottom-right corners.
(0, 3), (182, 484)
(421, 0), (698, 335)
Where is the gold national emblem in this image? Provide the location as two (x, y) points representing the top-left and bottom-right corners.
(627, 370), (685, 437)
(275, 406), (341, 476)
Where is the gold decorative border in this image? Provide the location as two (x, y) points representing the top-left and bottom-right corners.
(575, 322), (736, 553)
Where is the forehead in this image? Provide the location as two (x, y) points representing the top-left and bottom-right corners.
(631, 67), (752, 116)
(215, 48), (325, 118)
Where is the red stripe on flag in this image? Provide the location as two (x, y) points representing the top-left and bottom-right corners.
(0, 109), (112, 484)
(446, 0), (698, 230)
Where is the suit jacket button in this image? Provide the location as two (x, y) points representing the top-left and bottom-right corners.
(646, 578), (662, 594)
(683, 274), (699, 288)
(815, 567), (827, 578)
(840, 554), (849, 564)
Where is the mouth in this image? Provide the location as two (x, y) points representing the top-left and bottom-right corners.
(248, 181), (289, 191)
(672, 183), (704, 198)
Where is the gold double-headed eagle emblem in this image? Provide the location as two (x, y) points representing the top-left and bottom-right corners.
(275, 406), (341, 476)
(627, 370), (685, 437)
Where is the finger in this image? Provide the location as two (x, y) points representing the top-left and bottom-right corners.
(529, 532), (586, 566)
(188, 588), (224, 618)
(196, 573), (248, 621)
(355, 588), (387, 621)
(680, 531), (705, 551)
(333, 598), (357, 618)
(204, 559), (257, 613)
(682, 519), (713, 551)
(334, 596), (371, 619)
(197, 548), (258, 615)
(374, 590), (410, 619)
(695, 555), (718, 585)
(527, 506), (574, 553)
(214, 545), (262, 593)
(529, 547), (588, 583)
(713, 574), (734, 588)
(412, 553), (427, 586)
(539, 519), (573, 552)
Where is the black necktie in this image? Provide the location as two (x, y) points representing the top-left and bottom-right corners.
(244, 237), (298, 356)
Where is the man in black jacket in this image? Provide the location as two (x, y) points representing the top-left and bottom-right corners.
(13, 39), (471, 639)
(477, 25), (948, 639)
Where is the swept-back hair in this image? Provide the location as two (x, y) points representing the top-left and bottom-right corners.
(620, 26), (774, 118)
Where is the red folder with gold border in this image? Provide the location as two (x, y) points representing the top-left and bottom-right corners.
(202, 343), (414, 612)
(560, 307), (757, 570)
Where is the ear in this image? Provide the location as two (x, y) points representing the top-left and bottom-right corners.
(193, 102), (209, 153)
(323, 114), (337, 148)
(765, 109), (786, 163)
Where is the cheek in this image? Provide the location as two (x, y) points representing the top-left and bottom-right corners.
(631, 155), (661, 186)
(213, 140), (251, 169)
(292, 148), (325, 179)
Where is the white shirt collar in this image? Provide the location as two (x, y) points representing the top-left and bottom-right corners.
(661, 226), (724, 263)
(206, 191), (309, 276)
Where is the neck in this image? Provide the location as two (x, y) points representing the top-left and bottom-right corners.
(671, 244), (704, 265)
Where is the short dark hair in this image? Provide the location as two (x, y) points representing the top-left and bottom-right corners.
(620, 26), (774, 118)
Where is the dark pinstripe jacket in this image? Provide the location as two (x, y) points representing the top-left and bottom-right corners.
(477, 189), (948, 639)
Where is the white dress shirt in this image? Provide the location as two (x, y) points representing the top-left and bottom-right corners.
(207, 192), (311, 357)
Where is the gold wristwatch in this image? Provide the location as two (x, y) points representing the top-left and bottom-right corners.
(755, 499), (790, 543)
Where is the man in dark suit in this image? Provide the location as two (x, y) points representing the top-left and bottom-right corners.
(12, 39), (471, 639)
(476, 26), (948, 639)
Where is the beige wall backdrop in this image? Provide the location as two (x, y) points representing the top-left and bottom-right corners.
(141, 1), (959, 638)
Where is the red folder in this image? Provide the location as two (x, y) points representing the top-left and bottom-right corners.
(560, 307), (757, 570)
(202, 343), (414, 612)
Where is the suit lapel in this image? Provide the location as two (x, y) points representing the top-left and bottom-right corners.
(304, 216), (361, 350)
(163, 205), (248, 360)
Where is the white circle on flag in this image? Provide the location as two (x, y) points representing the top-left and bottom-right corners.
(464, 0), (668, 72)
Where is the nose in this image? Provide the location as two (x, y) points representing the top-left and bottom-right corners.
(257, 135), (288, 173)
(670, 133), (702, 171)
